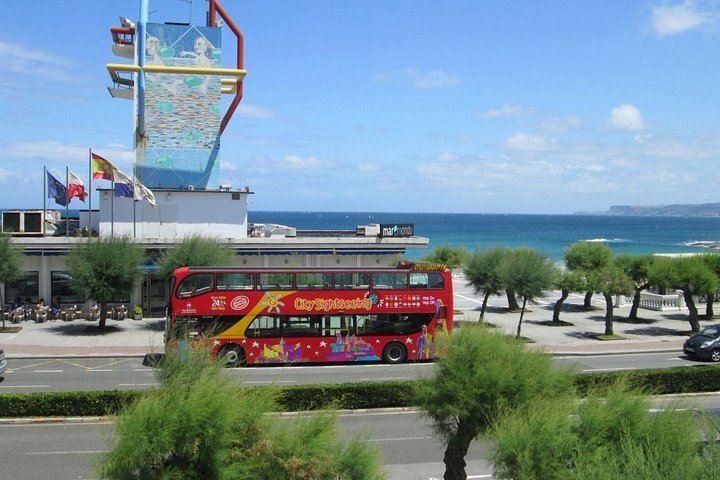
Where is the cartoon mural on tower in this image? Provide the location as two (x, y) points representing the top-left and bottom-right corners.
(136, 23), (223, 189)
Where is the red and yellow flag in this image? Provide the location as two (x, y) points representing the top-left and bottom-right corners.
(91, 152), (117, 181)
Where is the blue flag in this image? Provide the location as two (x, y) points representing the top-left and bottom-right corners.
(114, 182), (134, 198)
(47, 172), (68, 207)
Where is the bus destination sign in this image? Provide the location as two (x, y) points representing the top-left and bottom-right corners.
(379, 224), (414, 238)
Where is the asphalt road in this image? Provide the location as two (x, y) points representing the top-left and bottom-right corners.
(0, 411), (492, 480)
(0, 350), (705, 393)
(3, 398), (719, 480)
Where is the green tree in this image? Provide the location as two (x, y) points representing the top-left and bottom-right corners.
(590, 265), (634, 336)
(551, 269), (587, 324)
(156, 234), (235, 279)
(614, 254), (654, 321)
(491, 380), (719, 479)
(649, 256), (719, 332)
(463, 247), (507, 321)
(565, 242), (613, 309)
(701, 253), (720, 318)
(99, 347), (384, 480)
(0, 234), (23, 329)
(417, 325), (574, 480)
(422, 244), (470, 270)
(499, 248), (559, 338)
(66, 236), (145, 329)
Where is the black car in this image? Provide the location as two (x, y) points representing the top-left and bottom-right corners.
(683, 325), (720, 362)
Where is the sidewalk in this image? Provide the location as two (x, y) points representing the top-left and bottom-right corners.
(0, 317), (165, 358)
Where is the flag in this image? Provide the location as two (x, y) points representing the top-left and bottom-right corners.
(68, 170), (86, 202)
(113, 169), (136, 199)
(136, 179), (157, 207)
(114, 169), (156, 207)
(91, 152), (116, 181)
(47, 172), (68, 207)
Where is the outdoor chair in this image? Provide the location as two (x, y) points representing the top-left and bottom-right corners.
(89, 305), (99, 322)
(115, 305), (128, 321)
(35, 308), (48, 323)
(61, 306), (77, 321)
(10, 308), (24, 323)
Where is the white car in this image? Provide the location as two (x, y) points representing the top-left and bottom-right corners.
(0, 349), (6, 376)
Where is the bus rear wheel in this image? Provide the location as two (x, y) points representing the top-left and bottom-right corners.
(383, 342), (408, 364)
(219, 344), (246, 368)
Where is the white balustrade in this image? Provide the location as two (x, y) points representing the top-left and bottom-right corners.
(638, 291), (684, 311)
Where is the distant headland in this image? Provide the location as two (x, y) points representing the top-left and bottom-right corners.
(578, 203), (720, 217)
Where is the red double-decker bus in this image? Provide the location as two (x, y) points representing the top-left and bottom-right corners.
(166, 261), (453, 366)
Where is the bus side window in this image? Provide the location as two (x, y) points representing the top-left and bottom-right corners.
(247, 315), (280, 338)
(428, 273), (444, 289)
(410, 273), (429, 289)
(176, 273), (214, 298)
(356, 315), (369, 334)
(217, 273), (254, 291)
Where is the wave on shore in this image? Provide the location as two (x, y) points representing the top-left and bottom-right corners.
(581, 238), (627, 243)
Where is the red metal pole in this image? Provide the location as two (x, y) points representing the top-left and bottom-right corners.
(209, 0), (244, 134)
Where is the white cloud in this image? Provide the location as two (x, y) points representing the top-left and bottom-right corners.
(237, 103), (275, 119)
(481, 102), (527, 119)
(3, 141), (91, 161)
(279, 155), (335, 169)
(538, 115), (585, 132)
(373, 68), (460, 89)
(650, 0), (713, 36)
(0, 141), (133, 169)
(504, 132), (549, 151)
(610, 104), (645, 130)
(358, 163), (381, 172)
(0, 39), (79, 83)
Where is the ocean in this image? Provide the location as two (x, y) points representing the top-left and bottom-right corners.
(247, 211), (720, 263)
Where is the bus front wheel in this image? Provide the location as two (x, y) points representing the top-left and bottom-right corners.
(219, 344), (246, 368)
(383, 342), (407, 364)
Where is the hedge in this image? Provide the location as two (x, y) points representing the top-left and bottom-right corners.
(1, 366), (719, 418)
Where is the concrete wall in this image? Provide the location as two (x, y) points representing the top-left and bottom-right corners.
(97, 189), (249, 238)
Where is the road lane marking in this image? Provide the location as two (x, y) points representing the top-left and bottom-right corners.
(93, 358), (135, 369)
(582, 367), (635, 372)
(555, 353), (679, 359)
(6, 360), (56, 372)
(240, 380), (297, 384)
(86, 369), (113, 372)
(454, 293), (483, 304)
(33, 370), (63, 373)
(369, 436), (431, 442)
(58, 359), (98, 369)
(431, 476), (491, 480)
(359, 377), (414, 381)
(25, 450), (108, 455)
(0, 385), (50, 388)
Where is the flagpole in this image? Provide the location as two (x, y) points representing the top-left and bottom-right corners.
(65, 166), (69, 237)
(42, 166), (47, 237)
(88, 148), (92, 237)
(132, 167), (136, 238)
(111, 179), (115, 237)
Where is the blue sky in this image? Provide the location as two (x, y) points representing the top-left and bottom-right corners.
(1, 0), (719, 214)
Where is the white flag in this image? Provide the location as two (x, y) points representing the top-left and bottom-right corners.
(113, 169), (139, 200)
(136, 180), (156, 208)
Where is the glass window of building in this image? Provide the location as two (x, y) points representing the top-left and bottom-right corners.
(5, 271), (39, 305)
(50, 271), (85, 304)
